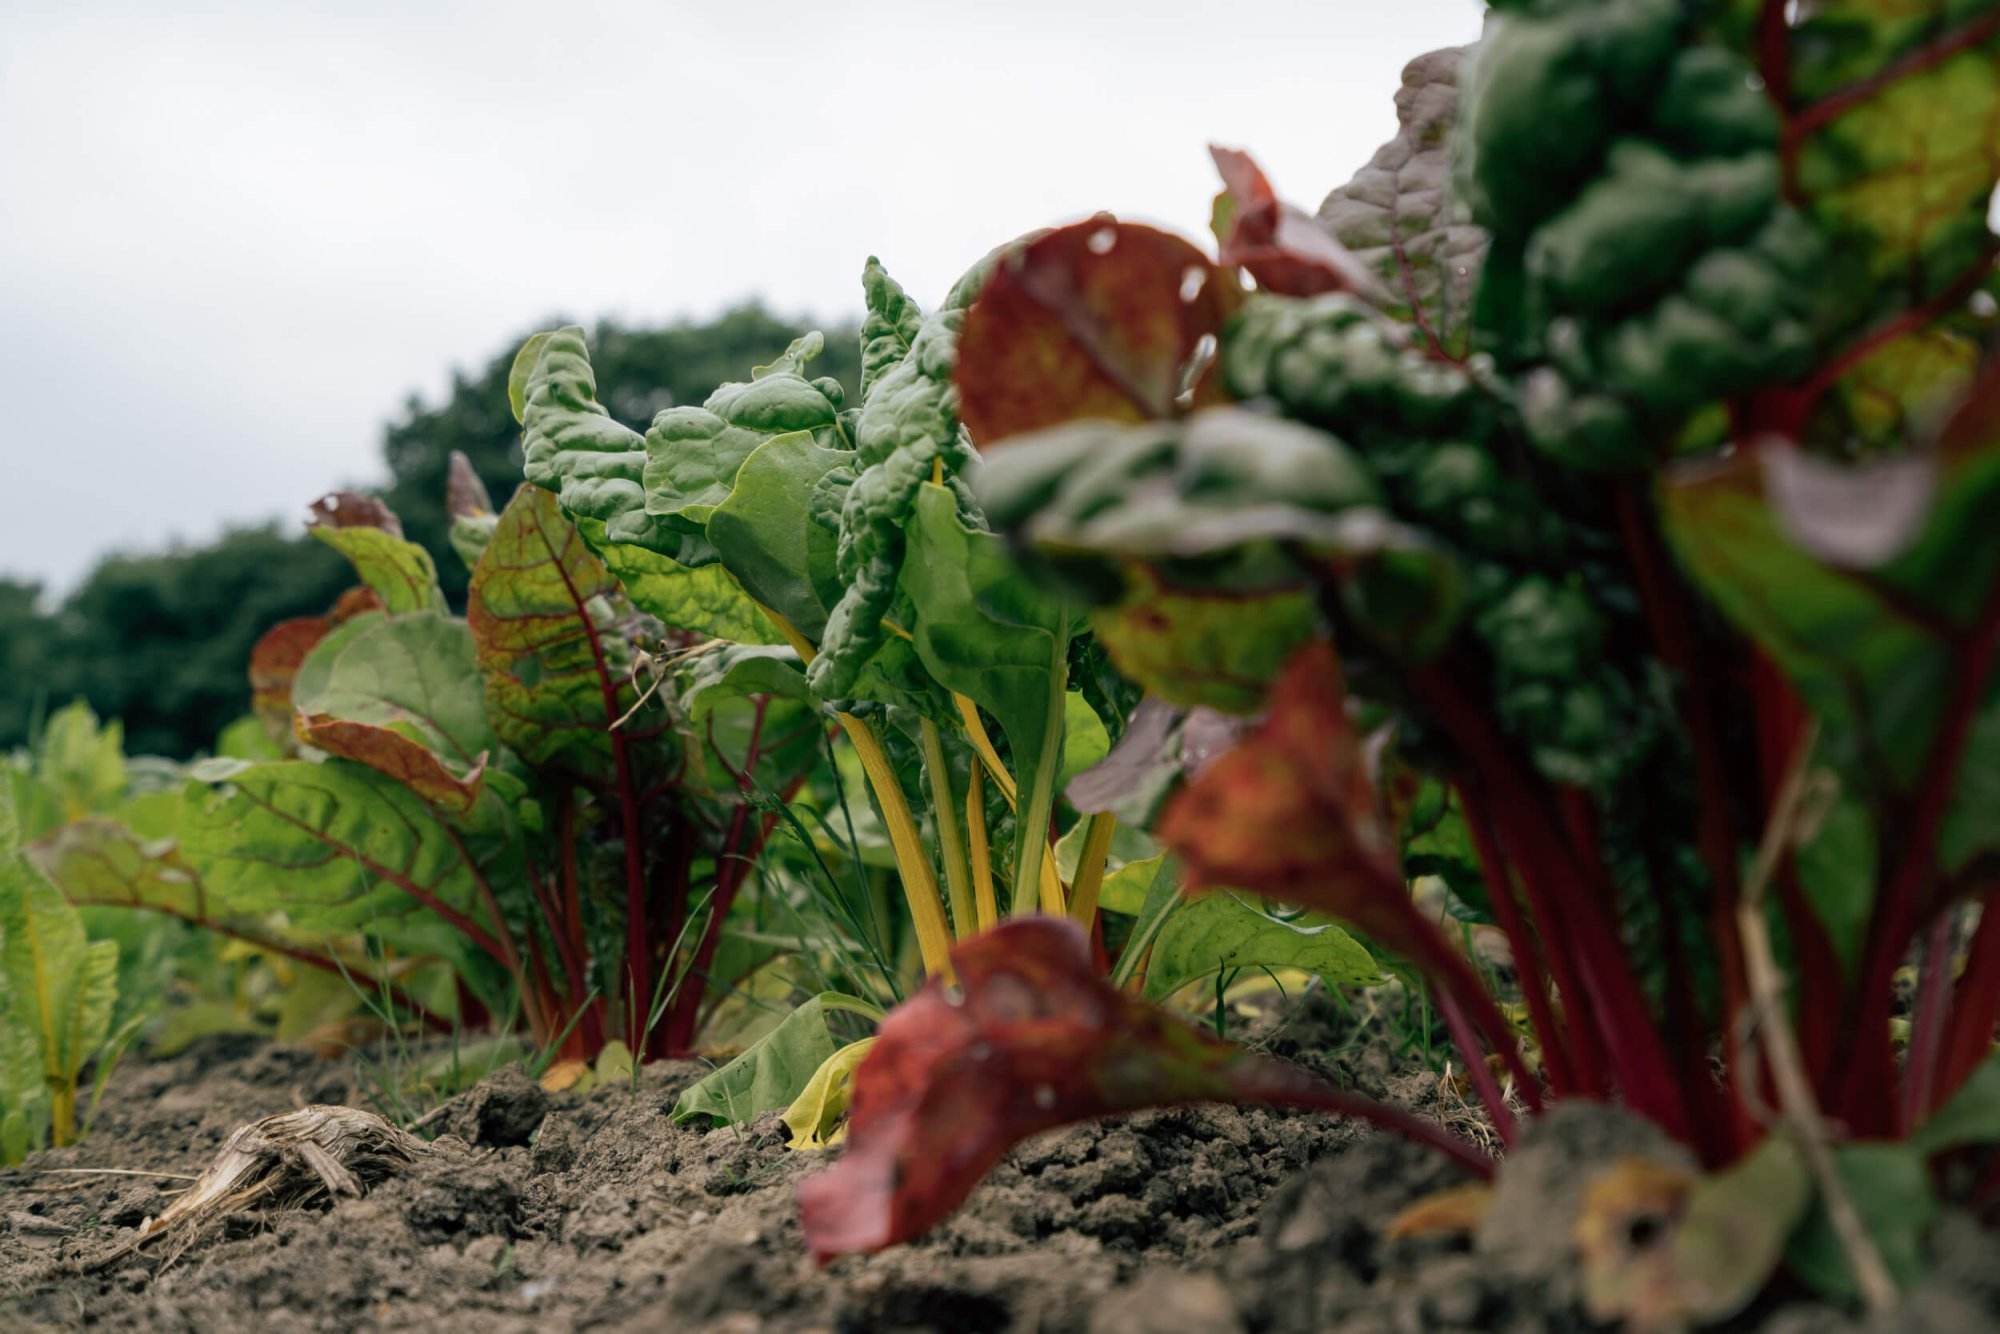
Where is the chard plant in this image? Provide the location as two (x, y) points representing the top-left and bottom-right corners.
(0, 775), (124, 1162)
(178, 473), (825, 1061)
(771, 2), (2000, 1318)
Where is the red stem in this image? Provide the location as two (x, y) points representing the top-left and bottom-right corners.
(534, 504), (654, 1052)
(1614, 487), (1755, 1152)
(1939, 899), (2000, 1105)
(1460, 784), (1577, 1097)
(1409, 664), (1692, 1143)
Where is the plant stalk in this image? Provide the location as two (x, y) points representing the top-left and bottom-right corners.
(1066, 813), (1117, 931)
(919, 717), (978, 939)
(966, 764), (998, 932)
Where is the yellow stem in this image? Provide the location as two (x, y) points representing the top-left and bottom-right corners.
(954, 695), (1019, 806)
(919, 718), (977, 940)
(1066, 813), (1117, 931)
(50, 1083), (76, 1147)
(839, 715), (956, 979)
(967, 764), (997, 932)
(755, 601), (954, 979)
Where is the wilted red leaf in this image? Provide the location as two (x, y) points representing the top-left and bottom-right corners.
(249, 616), (331, 747)
(307, 490), (404, 536)
(1209, 146), (1385, 300)
(294, 713), (489, 815)
(955, 216), (1238, 446)
(796, 917), (1486, 1262)
(446, 450), (494, 520)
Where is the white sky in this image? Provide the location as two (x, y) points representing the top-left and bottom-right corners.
(0, 0), (1484, 593)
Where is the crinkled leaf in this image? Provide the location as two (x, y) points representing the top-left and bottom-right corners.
(796, 918), (1419, 1261)
(516, 329), (779, 641)
(644, 332), (846, 528)
(1315, 45), (1486, 357)
(519, 326), (689, 555)
(1142, 891), (1380, 1002)
(1210, 146), (1386, 302)
(466, 486), (626, 779)
(307, 493), (446, 615)
(672, 992), (877, 1127)
(859, 257), (924, 401)
(955, 217), (1239, 445)
(783, 1036), (877, 1150)
(975, 408), (1459, 662)
(1786, 1142), (1938, 1301)
(1576, 1138), (1811, 1329)
(812, 267), (980, 699)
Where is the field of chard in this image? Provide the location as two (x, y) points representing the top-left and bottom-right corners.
(6, 2), (2000, 1330)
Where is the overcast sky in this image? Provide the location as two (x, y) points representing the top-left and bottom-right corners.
(0, 0), (1484, 593)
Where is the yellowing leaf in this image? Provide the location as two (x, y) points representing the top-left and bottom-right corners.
(784, 1036), (877, 1150)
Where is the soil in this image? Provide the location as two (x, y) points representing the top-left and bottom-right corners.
(1, 998), (1994, 1333)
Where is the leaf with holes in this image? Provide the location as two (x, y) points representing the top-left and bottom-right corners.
(954, 217), (1238, 445)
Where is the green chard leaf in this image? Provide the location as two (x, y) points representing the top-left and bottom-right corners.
(517, 328), (778, 643)
(811, 260), (982, 700)
(467, 486), (633, 780)
(1791, 5), (2000, 314)
(288, 612), (494, 768)
(900, 483), (1073, 800)
(706, 430), (853, 643)
(183, 758), (502, 949)
(1141, 890), (1381, 1003)
(1316, 44), (1487, 358)
(644, 331), (847, 529)
(1661, 361), (2000, 882)
(0, 832), (119, 1148)
(306, 492), (447, 615)
(671, 991), (879, 1127)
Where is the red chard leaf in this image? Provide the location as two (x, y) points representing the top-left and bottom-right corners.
(955, 216), (1238, 445)
(1209, 145), (1387, 302)
(307, 490), (405, 537)
(796, 917), (1485, 1261)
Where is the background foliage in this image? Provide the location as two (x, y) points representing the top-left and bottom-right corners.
(0, 306), (860, 759)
